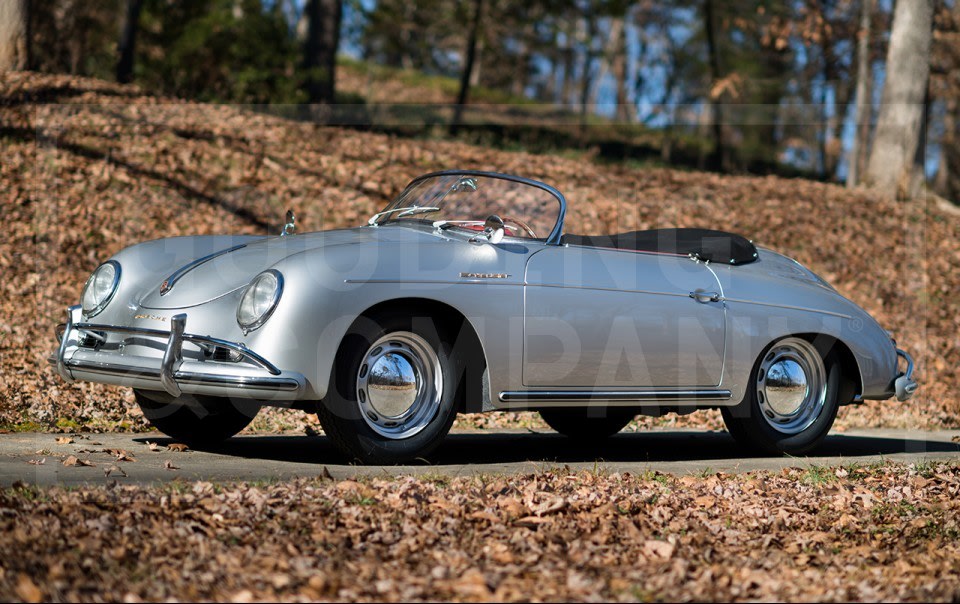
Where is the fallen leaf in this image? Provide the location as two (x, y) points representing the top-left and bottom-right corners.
(534, 496), (567, 516)
(105, 448), (137, 462)
(15, 574), (42, 603)
(25, 458), (45, 465)
(514, 515), (551, 528)
(163, 460), (180, 471)
(694, 495), (716, 508)
(62, 455), (94, 467)
(643, 540), (675, 559)
(146, 441), (159, 451)
(103, 464), (128, 478)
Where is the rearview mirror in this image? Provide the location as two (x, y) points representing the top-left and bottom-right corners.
(453, 177), (478, 193)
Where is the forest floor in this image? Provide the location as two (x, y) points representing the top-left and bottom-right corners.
(2, 70), (960, 603)
(2, 458), (960, 601)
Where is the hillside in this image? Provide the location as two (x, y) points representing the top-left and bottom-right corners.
(1, 71), (958, 432)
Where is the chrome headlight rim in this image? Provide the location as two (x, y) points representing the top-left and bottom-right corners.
(236, 269), (284, 334)
(80, 260), (121, 319)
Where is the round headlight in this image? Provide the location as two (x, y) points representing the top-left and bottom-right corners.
(237, 270), (283, 333)
(81, 261), (121, 318)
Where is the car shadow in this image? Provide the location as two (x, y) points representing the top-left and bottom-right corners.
(133, 430), (960, 467)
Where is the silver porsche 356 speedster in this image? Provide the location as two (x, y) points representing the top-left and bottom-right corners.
(52, 170), (917, 463)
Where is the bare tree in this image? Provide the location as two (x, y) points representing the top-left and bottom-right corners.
(116, 0), (142, 84)
(302, 0), (342, 105)
(610, 17), (635, 123)
(703, 0), (726, 171)
(864, 0), (935, 196)
(450, 0), (483, 136)
(0, 0), (29, 71)
(577, 10), (598, 134)
(847, 0), (874, 187)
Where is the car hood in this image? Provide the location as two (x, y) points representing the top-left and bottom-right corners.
(138, 227), (384, 309)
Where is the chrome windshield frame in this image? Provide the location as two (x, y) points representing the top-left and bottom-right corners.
(380, 170), (567, 245)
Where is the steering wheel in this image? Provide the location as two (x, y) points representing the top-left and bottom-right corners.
(500, 215), (538, 239)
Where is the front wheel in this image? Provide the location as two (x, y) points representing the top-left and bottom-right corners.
(316, 312), (460, 464)
(721, 337), (840, 455)
(135, 390), (259, 446)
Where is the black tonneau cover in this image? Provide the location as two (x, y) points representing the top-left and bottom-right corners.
(560, 228), (759, 265)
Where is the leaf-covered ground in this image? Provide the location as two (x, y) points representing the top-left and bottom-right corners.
(2, 462), (960, 602)
(1, 71), (959, 433)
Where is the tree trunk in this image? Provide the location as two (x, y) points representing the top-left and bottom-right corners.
(934, 101), (957, 201)
(611, 18), (635, 123)
(578, 13), (597, 135)
(0, 0), (28, 71)
(450, 0), (483, 136)
(847, 0), (874, 187)
(302, 0), (342, 105)
(543, 26), (560, 103)
(560, 20), (576, 107)
(116, 0), (142, 84)
(704, 0), (726, 171)
(511, 27), (530, 97)
(470, 37), (483, 88)
(863, 0), (934, 197)
(907, 80), (932, 199)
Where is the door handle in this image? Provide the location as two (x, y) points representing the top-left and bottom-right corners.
(689, 289), (721, 304)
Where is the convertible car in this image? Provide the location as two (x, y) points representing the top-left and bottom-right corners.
(52, 170), (917, 463)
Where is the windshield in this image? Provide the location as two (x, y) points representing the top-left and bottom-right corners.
(370, 172), (564, 242)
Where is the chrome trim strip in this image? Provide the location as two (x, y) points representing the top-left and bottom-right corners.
(721, 297), (854, 320)
(533, 281), (696, 299)
(72, 322), (282, 375)
(160, 313), (186, 397)
(160, 243), (246, 296)
(64, 359), (301, 392)
(344, 278), (526, 286)
(56, 305), (80, 382)
(498, 389), (732, 403)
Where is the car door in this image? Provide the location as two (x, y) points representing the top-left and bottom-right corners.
(522, 244), (726, 388)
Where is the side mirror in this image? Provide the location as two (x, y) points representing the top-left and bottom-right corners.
(482, 214), (504, 244)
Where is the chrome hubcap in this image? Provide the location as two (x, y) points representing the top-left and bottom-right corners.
(756, 338), (826, 434)
(357, 332), (442, 439)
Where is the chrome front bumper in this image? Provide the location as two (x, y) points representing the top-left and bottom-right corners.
(894, 348), (918, 402)
(52, 305), (305, 400)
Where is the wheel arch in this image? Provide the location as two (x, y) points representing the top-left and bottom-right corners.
(330, 297), (490, 413)
(792, 332), (863, 405)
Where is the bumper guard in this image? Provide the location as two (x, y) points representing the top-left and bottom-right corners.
(894, 348), (918, 401)
(52, 305), (302, 398)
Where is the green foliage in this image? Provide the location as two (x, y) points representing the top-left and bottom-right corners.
(137, 0), (304, 103)
(801, 465), (836, 486)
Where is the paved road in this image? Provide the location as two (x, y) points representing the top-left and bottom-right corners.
(2, 428), (958, 486)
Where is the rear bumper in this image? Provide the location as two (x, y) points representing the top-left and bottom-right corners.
(51, 305), (305, 400)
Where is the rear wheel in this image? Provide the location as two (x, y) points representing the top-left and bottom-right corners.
(539, 408), (635, 441)
(316, 312), (460, 464)
(134, 390), (259, 446)
(721, 337), (840, 455)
